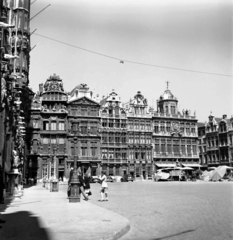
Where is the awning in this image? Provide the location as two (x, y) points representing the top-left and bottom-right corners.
(182, 164), (201, 167)
(156, 164), (176, 168)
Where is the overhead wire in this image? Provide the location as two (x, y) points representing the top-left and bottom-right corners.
(33, 33), (232, 78)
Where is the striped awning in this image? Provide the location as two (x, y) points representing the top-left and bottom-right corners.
(182, 164), (201, 167)
(156, 164), (176, 168)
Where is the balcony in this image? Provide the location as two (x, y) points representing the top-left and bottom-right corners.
(42, 96), (68, 101)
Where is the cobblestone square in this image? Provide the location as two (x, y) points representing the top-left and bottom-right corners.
(85, 181), (233, 240)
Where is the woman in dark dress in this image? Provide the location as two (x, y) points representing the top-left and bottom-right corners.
(84, 172), (91, 196)
(68, 169), (88, 200)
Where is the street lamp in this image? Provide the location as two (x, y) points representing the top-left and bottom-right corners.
(69, 139), (80, 202)
(50, 147), (58, 192)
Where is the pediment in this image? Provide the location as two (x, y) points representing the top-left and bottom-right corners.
(69, 96), (100, 106)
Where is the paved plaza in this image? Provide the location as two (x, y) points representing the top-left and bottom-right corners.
(0, 181), (232, 240)
(82, 180), (233, 240)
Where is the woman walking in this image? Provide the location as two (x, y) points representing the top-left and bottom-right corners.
(99, 171), (108, 201)
(84, 172), (91, 196)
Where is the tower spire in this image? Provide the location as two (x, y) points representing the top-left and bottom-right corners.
(166, 81), (170, 90)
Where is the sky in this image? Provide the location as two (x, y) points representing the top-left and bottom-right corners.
(29, 0), (232, 122)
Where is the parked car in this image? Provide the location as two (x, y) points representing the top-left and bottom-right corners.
(106, 176), (115, 182)
(121, 174), (134, 182)
(91, 176), (100, 183)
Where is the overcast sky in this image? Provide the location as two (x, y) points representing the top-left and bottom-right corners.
(30, 0), (232, 122)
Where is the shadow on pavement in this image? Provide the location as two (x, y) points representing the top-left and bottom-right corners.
(0, 211), (50, 240)
(152, 229), (196, 240)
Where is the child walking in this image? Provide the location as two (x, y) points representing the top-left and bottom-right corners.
(99, 171), (108, 201)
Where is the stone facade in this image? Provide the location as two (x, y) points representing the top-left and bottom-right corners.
(28, 77), (200, 180)
(198, 114), (233, 168)
(153, 87), (199, 171)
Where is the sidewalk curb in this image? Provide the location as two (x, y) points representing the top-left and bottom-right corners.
(0, 184), (131, 240)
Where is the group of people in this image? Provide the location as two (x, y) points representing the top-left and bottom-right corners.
(68, 169), (109, 202)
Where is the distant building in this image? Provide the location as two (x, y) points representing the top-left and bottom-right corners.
(198, 114), (233, 167)
(100, 90), (128, 176)
(28, 78), (200, 180)
(153, 86), (199, 170)
(123, 91), (153, 179)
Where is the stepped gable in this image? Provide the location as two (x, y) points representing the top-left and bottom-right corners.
(43, 74), (65, 93)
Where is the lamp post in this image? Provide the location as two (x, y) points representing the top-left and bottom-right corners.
(50, 147), (58, 192)
(69, 139), (80, 202)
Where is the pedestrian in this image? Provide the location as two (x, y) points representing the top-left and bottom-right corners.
(68, 168), (88, 201)
(78, 170), (89, 200)
(84, 172), (91, 196)
(99, 171), (108, 202)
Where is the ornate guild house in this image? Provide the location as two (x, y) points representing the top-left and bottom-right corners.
(28, 76), (200, 181)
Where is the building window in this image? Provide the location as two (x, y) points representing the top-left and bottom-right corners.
(108, 108), (113, 117)
(146, 121), (151, 130)
(167, 140), (172, 153)
(80, 122), (88, 134)
(121, 120), (126, 128)
(115, 108), (119, 116)
(154, 125), (159, 133)
(81, 142), (87, 156)
(33, 121), (39, 128)
(102, 149), (107, 159)
(109, 133), (114, 143)
(129, 135), (133, 144)
(115, 149), (121, 159)
(155, 139), (160, 153)
(122, 151), (127, 159)
(90, 107), (97, 116)
(146, 135), (151, 144)
(161, 139), (166, 154)
(187, 140), (191, 155)
(58, 138), (64, 144)
(160, 121), (165, 132)
(166, 122), (171, 133)
(173, 140), (179, 155)
(141, 151), (145, 160)
(43, 122), (49, 130)
(171, 105), (176, 114)
(91, 147), (97, 156)
(115, 119), (120, 128)
(181, 141), (186, 154)
(58, 122), (65, 130)
(140, 135), (145, 144)
(115, 133), (120, 143)
(42, 138), (49, 144)
(193, 145), (197, 155)
(122, 133), (126, 143)
(109, 119), (114, 128)
(109, 149), (114, 159)
(102, 119), (107, 127)
(51, 122), (56, 130)
(51, 136), (56, 145)
(102, 133), (108, 143)
(81, 107), (86, 116)
(186, 128), (190, 135)
(72, 123), (78, 132)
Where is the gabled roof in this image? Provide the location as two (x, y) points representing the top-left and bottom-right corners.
(68, 96), (100, 106)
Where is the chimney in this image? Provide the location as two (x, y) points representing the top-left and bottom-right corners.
(39, 83), (43, 93)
